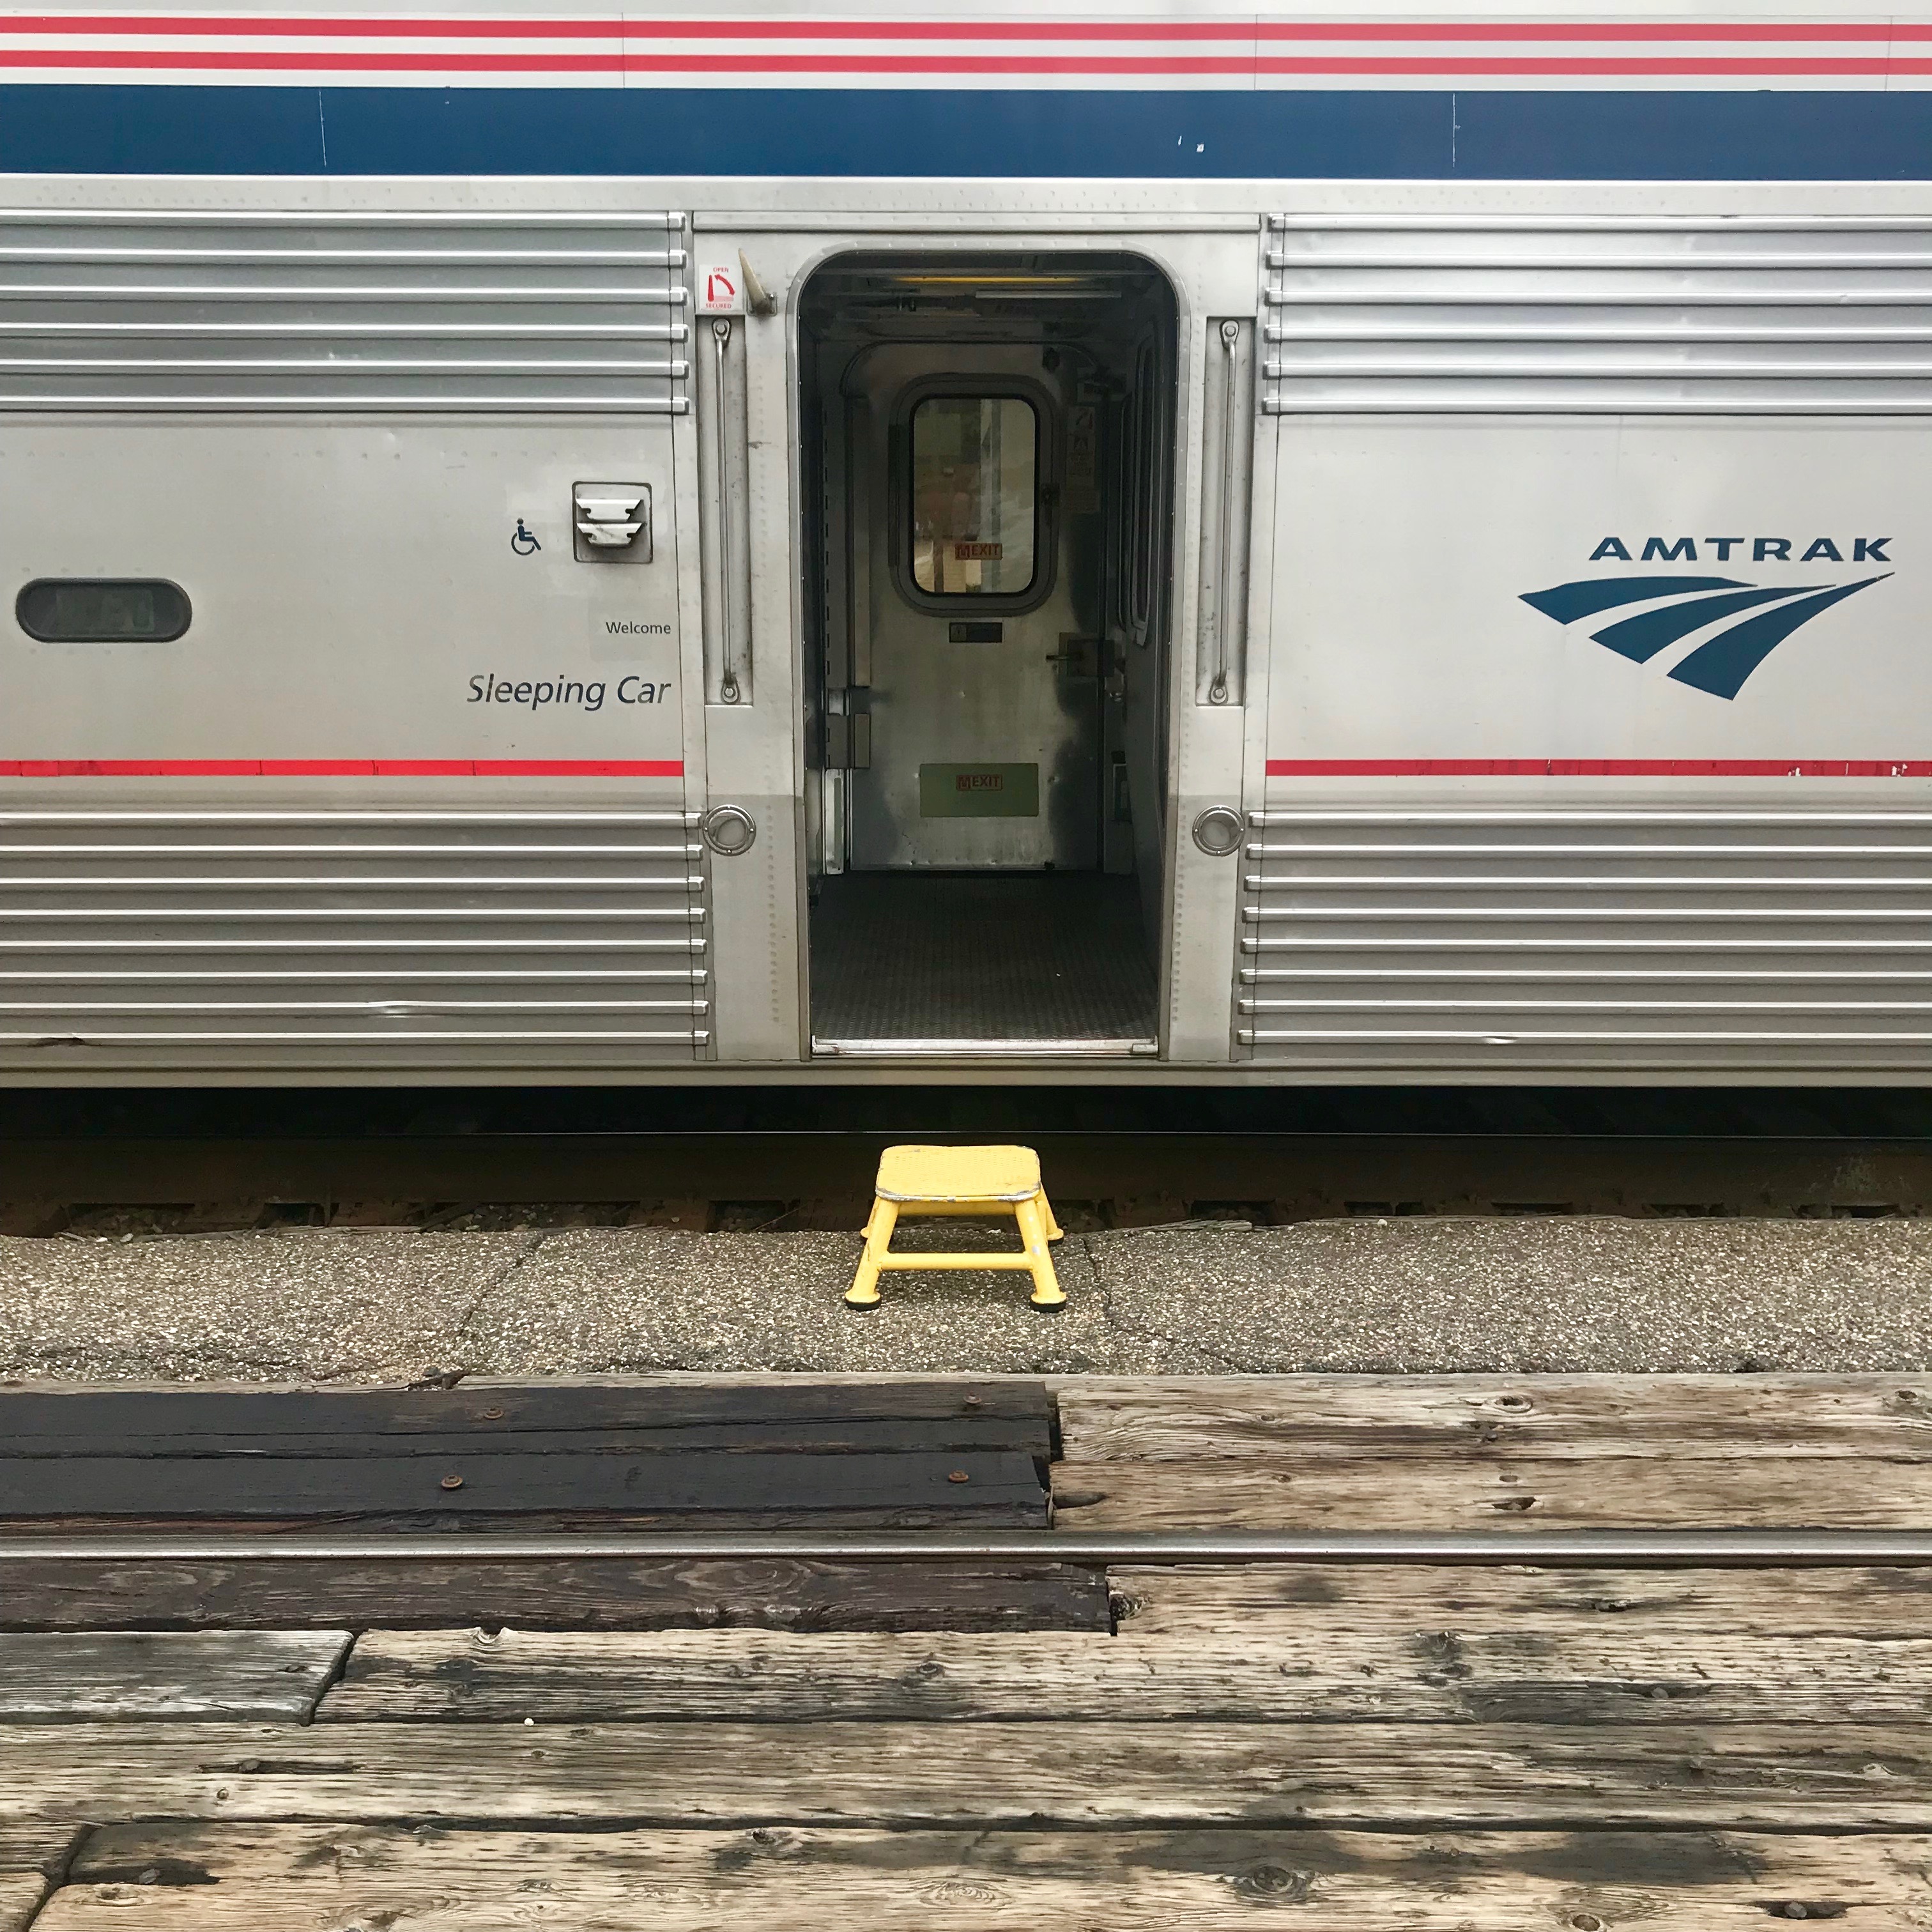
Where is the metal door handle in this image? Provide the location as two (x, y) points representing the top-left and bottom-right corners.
(1209, 319), (1239, 706)
(712, 318), (742, 705)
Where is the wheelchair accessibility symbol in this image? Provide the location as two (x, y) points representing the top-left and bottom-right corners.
(511, 519), (541, 556)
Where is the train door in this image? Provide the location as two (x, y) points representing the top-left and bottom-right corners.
(799, 254), (1176, 1057)
(850, 367), (1097, 874)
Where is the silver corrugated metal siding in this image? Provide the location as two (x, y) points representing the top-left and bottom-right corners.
(0, 208), (689, 411)
(1238, 810), (1932, 1073)
(1263, 216), (1932, 413)
(0, 811), (710, 1070)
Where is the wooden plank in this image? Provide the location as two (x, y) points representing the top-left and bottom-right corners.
(0, 1421), (1046, 1459)
(1051, 1457), (1932, 1529)
(0, 1873), (42, 1932)
(1055, 1373), (1932, 1462)
(0, 1380), (1052, 1457)
(0, 1450), (1045, 1524)
(0, 1558), (1110, 1635)
(37, 1823), (1932, 1930)
(0, 1822), (84, 1878)
(0, 1632), (351, 1722)
(316, 1623), (1932, 1726)
(4, 1719), (1932, 1828)
(1110, 1562), (1932, 1641)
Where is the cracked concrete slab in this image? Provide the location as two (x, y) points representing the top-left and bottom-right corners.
(0, 1229), (533, 1383)
(1085, 1216), (1932, 1375)
(454, 1223), (1112, 1377)
(0, 1216), (1927, 1382)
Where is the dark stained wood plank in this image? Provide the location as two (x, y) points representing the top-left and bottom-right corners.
(1110, 1563), (1932, 1641)
(0, 1632), (350, 1722)
(0, 1558), (1110, 1635)
(0, 1379), (1052, 1457)
(1056, 1374), (1932, 1462)
(5, 1719), (1932, 1828)
(1052, 1457), (1932, 1529)
(0, 1450), (1045, 1523)
(43, 1823), (1932, 1931)
(315, 1623), (1932, 1726)
(7, 1508), (1032, 1535)
(1, 1420), (1046, 1459)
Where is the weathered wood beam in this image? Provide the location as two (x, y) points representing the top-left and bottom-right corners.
(0, 1632), (351, 1722)
(1109, 1561), (1932, 1639)
(315, 1623), (1932, 1726)
(1055, 1374), (1932, 1462)
(1052, 1457), (1932, 1530)
(0, 1557), (1109, 1635)
(36, 1823), (1932, 1931)
(4, 1720), (1932, 1829)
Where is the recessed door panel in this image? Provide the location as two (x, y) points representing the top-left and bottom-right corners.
(844, 347), (1101, 871)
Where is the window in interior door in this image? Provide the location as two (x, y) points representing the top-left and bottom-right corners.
(909, 394), (1038, 596)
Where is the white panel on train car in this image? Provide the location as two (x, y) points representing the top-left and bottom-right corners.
(1269, 419), (1919, 761)
(1252, 421), (1932, 1079)
(4, 422), (684, 762)
(0, 205), (707, 1077)
(1249, 212), (1932, 1080)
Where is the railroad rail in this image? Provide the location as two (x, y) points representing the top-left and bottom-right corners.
(8, 1529), (1932, 1565)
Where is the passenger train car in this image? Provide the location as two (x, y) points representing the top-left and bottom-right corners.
(3, 3), (1931, 1084)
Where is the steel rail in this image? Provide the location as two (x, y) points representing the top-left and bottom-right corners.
(3, 1530), (1931, 1567)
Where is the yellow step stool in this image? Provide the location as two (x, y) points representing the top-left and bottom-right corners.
(845, 1144), (1066, 1311)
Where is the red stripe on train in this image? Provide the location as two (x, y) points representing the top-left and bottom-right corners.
(0, 759), (685, 778)
(1266, 759), (1932, 779)
(5, 16), (1931, 42)
(4, 49), (1928, 75)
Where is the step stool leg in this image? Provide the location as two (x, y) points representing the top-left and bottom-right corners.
(845, 1199), (898, 1308)
(1014, 1194), (1065, 1309)
(1039, 1192), (1066, 1243)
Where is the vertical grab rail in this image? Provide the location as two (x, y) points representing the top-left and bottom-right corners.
(712, 318), (742, 705)
(1206, 319), (1241, 706)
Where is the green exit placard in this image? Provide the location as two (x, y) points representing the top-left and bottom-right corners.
(918, 762), (1041, 818)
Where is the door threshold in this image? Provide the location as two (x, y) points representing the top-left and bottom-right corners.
(813, 1036), (1160, 1059)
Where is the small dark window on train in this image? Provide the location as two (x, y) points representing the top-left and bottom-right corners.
(16, 579), (190, 643)
(909, 394), (1038, 596)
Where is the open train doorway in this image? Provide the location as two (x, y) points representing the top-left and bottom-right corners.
(799, 252), (1177, 1055)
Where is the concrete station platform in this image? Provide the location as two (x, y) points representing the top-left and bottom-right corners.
(2, 1215), (1929, 1383)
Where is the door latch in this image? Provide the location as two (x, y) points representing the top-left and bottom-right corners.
(1046, 635), (1102, 678)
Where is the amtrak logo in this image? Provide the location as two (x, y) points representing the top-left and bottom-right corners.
(1521, 539), (1892, 700)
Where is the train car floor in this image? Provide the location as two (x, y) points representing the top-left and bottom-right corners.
(3, 1372), (1932, 1928)
(808, 870), (1159, 1046)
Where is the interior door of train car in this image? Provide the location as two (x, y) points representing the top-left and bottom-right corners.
(798, 255), (1178, 1057)
(850, 359), (1097, 872)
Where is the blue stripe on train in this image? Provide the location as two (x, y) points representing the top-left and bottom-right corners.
(2, 85), (1931, 178)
